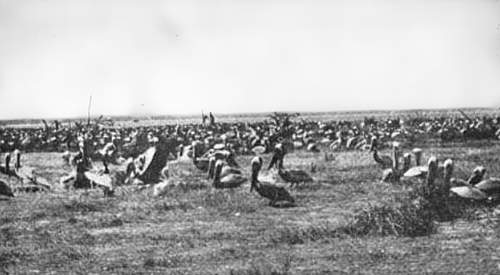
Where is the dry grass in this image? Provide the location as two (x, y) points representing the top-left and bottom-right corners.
(2, 139), (500, 273)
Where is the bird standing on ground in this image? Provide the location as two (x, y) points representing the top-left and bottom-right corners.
(277, 162), (313, 188)
(369, 137), (393, 169)
(250, 156), (295, 207)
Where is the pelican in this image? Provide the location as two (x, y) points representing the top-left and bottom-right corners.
(475, 178), (500, 200)
(412, 148), (423, 166)
(369, 137), (393, 169)
(278, 165), (313, 188)
(207, 156), (242, 180)
(467, 166), (486, 185)
(84, 171), (115, 196)
(426, 156), (438, 191)
(268, 143), (285, 170)
(442, 159), (454, 194)
(403, 154), (445, 179)
(192, 141), (209, 171)
(0, 180), (14, 198)
(250, 156), (295, 207)
(0, 153), (11, 176)
(449, 166), (489, 201)
(11, 150), (51, 190)
(13, 149), (21, 170)
(269, 144), (313, 187)
(212, 160), (247, 189)
(381, 150), (411, 183)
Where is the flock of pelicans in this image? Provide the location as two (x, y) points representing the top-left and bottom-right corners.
(1, 112), (500, 155)
(1, 112), (500, 207)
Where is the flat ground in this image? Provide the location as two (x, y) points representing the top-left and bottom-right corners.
(3, 108), (500, 274)
(2, 138), (500, 274)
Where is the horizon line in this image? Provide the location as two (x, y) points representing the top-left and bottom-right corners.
(1, 106), (499, 123)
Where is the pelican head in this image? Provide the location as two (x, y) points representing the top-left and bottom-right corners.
(472, 166), (486, 178)
(392, 142), (400, 149)
(443, 159), (454, 184)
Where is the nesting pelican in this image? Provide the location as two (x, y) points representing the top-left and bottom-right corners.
(212, 160), (247, 189)
(381, 150), (411, 183)
(474, 178), (500, 200)
(207, 156), (242, 180)
(467, 166), (486, 185)
(0, 180), (14, 198)
(450, 164), (489, 201)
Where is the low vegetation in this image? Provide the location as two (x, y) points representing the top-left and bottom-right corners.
(2, 132), (500, 273)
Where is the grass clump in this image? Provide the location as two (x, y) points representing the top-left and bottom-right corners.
(338, 182), (487, 238)
(339, 201), (435, 237)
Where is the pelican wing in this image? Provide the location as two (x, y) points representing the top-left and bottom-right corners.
(84, 171), (113, 190)
(403, 166), (428, 178)
(220, 166), (242, 178)
(475, 178), (500, 195)
(218, 174), (247, 188)
(450, 186), (487, 200)
(251, 146), (266, 155)
(213, 143), (226, 150)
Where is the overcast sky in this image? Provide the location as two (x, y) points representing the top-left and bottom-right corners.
(0, 0), (499, 119)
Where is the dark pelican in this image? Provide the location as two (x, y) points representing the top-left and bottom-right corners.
(250, 156), (295, 207)
(269, 143), (313, 187)
(0, 180), (14, 198)
(369, 137), (393, 169)
(278, 164), (313, 188)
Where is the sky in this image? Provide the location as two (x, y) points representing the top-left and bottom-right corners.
(0, 0), (499, 119)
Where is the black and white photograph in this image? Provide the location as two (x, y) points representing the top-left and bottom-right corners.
(1, 0), (500, 274)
